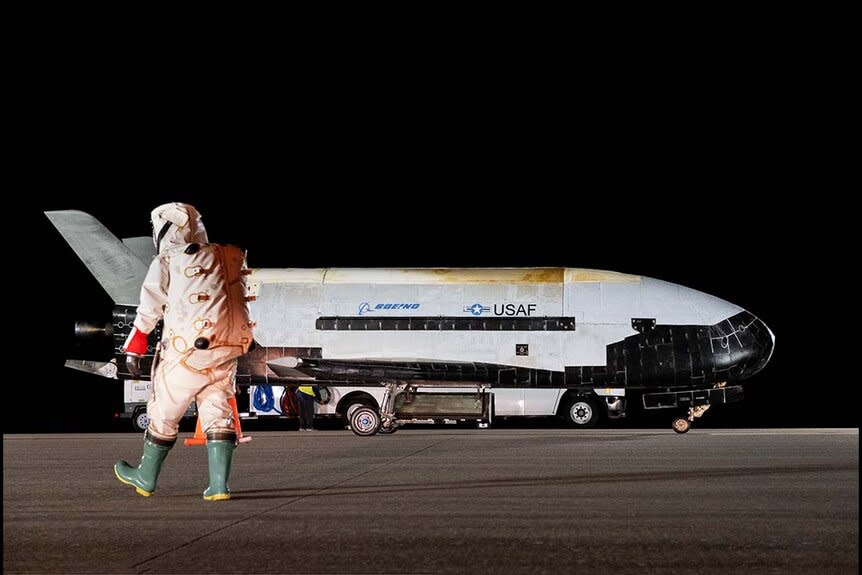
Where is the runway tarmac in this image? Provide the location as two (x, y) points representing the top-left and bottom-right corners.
(4, 429), (858, 574)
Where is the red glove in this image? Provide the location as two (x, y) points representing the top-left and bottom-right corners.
(123, 327), (149, 356)
(122, 327), (149, 378)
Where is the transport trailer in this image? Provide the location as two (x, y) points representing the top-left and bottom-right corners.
(346, 381), (743, 436)
(119, 381), (491, 434)
(347, 383), (492, 436)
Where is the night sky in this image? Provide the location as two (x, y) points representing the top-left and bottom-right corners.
(14, 118), (853, 431)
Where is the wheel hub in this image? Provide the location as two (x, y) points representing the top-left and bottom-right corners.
(570, 401), (592, 425)
(356, 414), (375, 433)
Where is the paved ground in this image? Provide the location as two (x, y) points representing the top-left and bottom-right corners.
(3, 429), (858, 574)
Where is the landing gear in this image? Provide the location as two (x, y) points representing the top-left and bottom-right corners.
(350, 407), (381, 436)
(348, 382), (492, 436)
(349, 382), (400, 437)
(671, 416), (690, 434)
(671, 405), (710, 434)
(343, 399), (376, 428)
(376, 382), (400, 435)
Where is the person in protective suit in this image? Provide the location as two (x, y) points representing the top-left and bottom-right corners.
(114, 203), (254, 501)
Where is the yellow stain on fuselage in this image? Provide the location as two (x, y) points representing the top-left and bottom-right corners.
(565, 269), (640, 283)
(247, 267), (640, 285)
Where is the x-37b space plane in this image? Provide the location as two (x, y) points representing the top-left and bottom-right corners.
(48, 211), (774, 434)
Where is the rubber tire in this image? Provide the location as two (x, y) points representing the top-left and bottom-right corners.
(562, 396), (600, 428)
(131, 408), (149, 433)
(672, 416), (691, 434)
(342, 400), (374, 427)
(350, 407), (381, 436)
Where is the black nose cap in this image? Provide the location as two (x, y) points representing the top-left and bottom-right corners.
(726, 312), (774, 379)
(748, 316), (775, 375)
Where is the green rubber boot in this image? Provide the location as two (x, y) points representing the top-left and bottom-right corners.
(114, 434), (174, 497)
(203, 434), (237, 501)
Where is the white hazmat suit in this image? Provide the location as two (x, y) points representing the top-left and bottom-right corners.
(115, 203), (253, 500)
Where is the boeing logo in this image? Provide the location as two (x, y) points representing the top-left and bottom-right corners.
(358, 302), (421, 315)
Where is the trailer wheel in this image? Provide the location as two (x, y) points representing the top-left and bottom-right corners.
(562, 396), (599, 428)
(340, 395), (378, 427)
(350, 407), (381, 436)
(131, 408), (149, 433)
(672, 417), (691, 434)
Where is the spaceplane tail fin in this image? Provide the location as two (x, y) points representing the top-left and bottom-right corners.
(45, 210), (147, 306)
(122, 236), (156, 264)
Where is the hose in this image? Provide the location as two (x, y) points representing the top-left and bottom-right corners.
(252, 385), (282, 414)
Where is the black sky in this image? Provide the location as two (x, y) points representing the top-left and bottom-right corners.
(12, 81), (854, 431)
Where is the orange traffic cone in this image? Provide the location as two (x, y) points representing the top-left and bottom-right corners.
(184, 395), (251, 446)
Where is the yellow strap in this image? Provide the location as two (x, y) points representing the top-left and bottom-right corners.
(298, 386), (315, 396)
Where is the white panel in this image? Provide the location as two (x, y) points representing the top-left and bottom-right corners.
(593, 388), (625, 396)
(565, 274), (742, 328)
(251, 282), (321, 347)
(561, 325), (636, 366)
(600, 282), (643, 322)
(523, 389), (562, 416)
(640, 277), (742, 325)
(565, 282), (601, 319)
(124, 380), (152, 403)
(493, 389), (524, 415)
(639, 277), (683, 322)
(676, 283), (743, 324)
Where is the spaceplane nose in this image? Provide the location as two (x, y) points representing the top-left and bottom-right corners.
(739, 314), (775, 378)
(709, 311), (774, 380)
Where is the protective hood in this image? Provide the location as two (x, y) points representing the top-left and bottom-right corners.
(150, 203), (208, 254)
